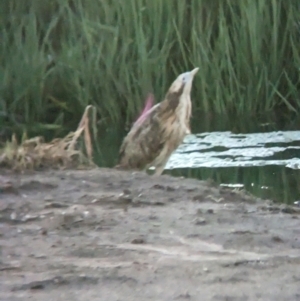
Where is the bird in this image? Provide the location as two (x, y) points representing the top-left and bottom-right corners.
(133, 93), (154, 128)
(116, 67), (199, 176)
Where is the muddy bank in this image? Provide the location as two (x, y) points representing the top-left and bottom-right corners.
(0, 168), (300, 301)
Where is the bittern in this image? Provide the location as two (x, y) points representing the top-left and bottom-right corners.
(117, 67), (199, 176)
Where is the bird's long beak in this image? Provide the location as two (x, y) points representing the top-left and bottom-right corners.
(190, 67), (199, 77)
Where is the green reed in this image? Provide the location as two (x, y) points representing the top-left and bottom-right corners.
(1, 0), (300, 139)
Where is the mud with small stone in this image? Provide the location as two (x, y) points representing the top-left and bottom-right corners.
(0, 168), (299, 301)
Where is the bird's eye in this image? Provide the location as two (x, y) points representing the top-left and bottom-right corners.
(181, 72), (190, 83)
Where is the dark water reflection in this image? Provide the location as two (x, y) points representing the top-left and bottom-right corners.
(94, 114), (300, 205)
(164, 166), (300, 205)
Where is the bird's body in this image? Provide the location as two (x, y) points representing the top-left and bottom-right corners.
(117, 68), (199, 176)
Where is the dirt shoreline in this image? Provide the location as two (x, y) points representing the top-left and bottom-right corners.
(0, 168), (300, 300)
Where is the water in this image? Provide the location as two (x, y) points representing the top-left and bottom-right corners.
(163, 131), (300, 204)
(95, 115), (300, 204)
(166, 131), (300, 169)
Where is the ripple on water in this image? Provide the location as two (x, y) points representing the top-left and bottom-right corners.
(166, 131), (300, 170)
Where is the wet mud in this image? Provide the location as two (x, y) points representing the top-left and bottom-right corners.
(0, 168), (299, 300)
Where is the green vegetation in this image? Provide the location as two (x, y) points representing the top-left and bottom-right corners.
(1, 0), (300, 139)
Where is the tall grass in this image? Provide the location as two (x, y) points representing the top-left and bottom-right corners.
(1, 0), (300, 139)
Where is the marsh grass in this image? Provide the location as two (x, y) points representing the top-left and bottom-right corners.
(1, 0), (300, 139)
(0, 105), (97, 171)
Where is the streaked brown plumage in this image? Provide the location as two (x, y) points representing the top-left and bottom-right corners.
(117, 67), (199, 176)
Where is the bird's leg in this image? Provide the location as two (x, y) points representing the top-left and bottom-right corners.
(141, 167), (150, 175)
(153, 160), (169, 176)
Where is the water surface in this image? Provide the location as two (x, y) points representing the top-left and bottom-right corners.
(95, 115), (300, 204)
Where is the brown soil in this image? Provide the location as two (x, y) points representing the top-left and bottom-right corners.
(0, 168), (299, 301)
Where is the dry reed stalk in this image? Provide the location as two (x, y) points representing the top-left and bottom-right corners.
(0, 106), (97, 171)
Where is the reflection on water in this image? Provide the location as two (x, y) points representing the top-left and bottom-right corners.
(95, 115), (300, 204)
(166, 131), (300, 169)
(163, 166), (300, 205)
